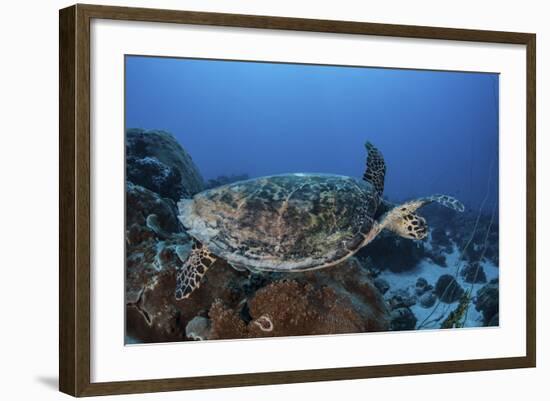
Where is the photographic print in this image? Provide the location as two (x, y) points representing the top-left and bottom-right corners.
(124, 56), (499, 344)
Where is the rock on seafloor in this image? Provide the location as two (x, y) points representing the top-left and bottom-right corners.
(387, 288), (417, 310)
(390, 307), (417, 330)
(434, 274), (465, 304)
(126, 128), (204, 201)
(419, 291), (437, 308)
(475, 279), (499, 326)
(415, 277), (433, 296)
(461, 262), (488, 284)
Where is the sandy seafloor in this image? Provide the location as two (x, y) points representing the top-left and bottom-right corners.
(378, 242), (499, 330)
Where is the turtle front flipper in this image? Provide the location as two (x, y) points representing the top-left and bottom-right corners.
(175, 240), (217, 300)
(379, 194), (464, 240)
(363, 141), (386, 197)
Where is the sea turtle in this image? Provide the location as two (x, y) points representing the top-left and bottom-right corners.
(175, 142), (464, 300)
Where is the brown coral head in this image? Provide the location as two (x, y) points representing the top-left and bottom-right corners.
(253, 314), (274, 332)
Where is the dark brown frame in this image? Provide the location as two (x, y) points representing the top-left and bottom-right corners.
(59, 3), (536, 397)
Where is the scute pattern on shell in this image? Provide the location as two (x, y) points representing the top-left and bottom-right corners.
(178, 174), (380, 272)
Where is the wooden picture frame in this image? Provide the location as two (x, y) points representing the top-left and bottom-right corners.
(59, 3), (536, 397)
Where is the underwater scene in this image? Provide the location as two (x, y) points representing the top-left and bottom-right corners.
(125, 55), (499, 344)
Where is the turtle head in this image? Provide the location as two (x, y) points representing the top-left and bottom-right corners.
(377, 207), (429, 240)
(378, 194), (464, 241)
(394, 213), (428, 240)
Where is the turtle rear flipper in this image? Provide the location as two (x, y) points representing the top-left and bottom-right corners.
(380, 194), (464, 240)
(175, 240), (216, 300)
(363, 141), (386, 197)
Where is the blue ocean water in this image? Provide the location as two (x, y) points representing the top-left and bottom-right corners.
(125, 56), (498, 212)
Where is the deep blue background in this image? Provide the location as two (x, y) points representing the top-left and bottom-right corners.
(126, 56), (499, 211)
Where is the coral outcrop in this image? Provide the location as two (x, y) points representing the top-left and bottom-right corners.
(126, 128), (204, 201)
(125, 181), (188, 342)
(206, 280), (364, 340)
(125, 129), (232, 342)
(189, 258), (391, 341)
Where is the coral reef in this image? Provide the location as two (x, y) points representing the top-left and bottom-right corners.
(297, 258), (391, 332)
(125, 182), (190, 342)
(126, 148), (392, 342)
(207, 281), (363, 339)
(191, 258), (391, 341)
(124, 128), (500, 342)
(127, 251), (252, 343)
(252, 280), (369, 335)
(125, 129), (242, 343)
